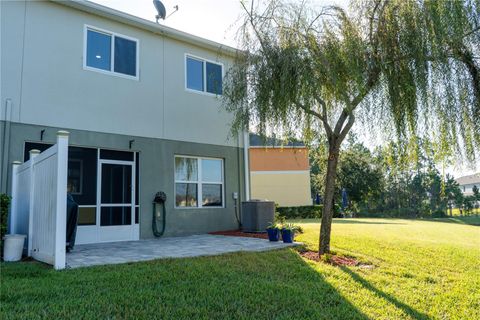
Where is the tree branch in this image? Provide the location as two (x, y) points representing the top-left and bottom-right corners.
(462, 26), (480, 39)
(333, 110), (349, 136)
(455, 45), (480, 117)
(338, 114), (355, 144)
(313, 94), (334, 137)
(350, 69), (379, 109)
(313, 94), (326, 117)
(295, 100), (333, 138)
(241, 0), (269, 55)
(295, 101), (322, 118)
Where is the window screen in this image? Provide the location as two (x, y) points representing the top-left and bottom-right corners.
(185, 56), (222, 95)
(68, 147), (98, 205)
(186, 57), (204, 91)
(206, 62), (222, 94)
(86, 30), (111, 71)
(114, 36), (137, 76)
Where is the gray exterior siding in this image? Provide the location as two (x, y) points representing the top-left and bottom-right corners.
(0, 1), (247, 238)
(1, 0), (240, 147)
(2, 122), (245, 238)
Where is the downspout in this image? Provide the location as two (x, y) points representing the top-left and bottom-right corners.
(1, 99), (13, 193)
(243, 130), (250, 200)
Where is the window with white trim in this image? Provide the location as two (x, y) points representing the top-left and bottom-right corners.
(85, 26), (138, 78)
(175, 156), (224, 208)
(186, 55), (223, 95)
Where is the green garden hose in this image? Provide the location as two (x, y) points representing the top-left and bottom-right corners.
(152, 192), (167, 237)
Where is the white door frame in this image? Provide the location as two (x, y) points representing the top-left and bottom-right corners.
(96, 158), (137, 243)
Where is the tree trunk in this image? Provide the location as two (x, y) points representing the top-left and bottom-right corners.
(319, 143), (340, 255)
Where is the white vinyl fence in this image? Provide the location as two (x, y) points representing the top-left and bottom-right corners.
(10, 131), (69, 270)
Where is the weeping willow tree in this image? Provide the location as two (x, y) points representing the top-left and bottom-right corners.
(223, 0), (480, 255)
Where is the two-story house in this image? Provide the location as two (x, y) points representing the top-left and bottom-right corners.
(0, 0), (248, 245)
(455, 173), (480, 197)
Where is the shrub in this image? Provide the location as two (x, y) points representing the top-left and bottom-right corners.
(357, 207), (448, 218)
(274, 212), (286, 225)
(266, 222), (280, 230)
(1, 193), (11, 250)
(276, 205), (342, 219)
(431, 210), (447, 218)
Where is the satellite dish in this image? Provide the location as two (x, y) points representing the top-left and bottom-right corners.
(153, 0), (166, 22)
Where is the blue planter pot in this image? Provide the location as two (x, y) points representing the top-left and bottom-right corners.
(266, 228), (280, 241)
(281, 229), (295, 243)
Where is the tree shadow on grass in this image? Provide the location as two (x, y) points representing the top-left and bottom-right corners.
(276, 252), (370, 319)
(294, 218), (405, 225)
(340, 266), (431, 320)
(423, 217), (480, 226)
(332, 219), (406, 225)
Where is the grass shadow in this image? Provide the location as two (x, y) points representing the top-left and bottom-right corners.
(422, 216), (480, 226)
(333, 219), (406, 225)
(340, 266), (431, 320)
(291, 218), (405, 225)
(295, 216), (480, 226)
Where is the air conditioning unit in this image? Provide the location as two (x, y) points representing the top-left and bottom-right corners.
(241, 200), (275, 232)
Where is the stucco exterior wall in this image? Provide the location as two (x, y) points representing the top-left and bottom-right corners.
(2, 122), (245, 238)
(249, 147), (312, 206)
(250, 171), (312, 207)
(249, 148), (309, 171)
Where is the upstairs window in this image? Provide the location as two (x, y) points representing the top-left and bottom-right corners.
(186, 55), (223, 95)
(85, 26), (138, 79)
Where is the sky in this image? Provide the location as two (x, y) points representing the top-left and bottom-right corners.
(91, 0), (244, 47)
(90, 0), (348, 47)
(90, 0), (477, 178)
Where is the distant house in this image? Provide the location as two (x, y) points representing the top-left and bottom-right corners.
(455, 173), (480, 196)
(249, 134), (312, 207)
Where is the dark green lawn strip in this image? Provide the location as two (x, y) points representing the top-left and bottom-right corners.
(426, 216), (480, 226)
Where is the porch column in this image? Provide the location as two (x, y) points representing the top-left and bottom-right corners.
(54, 130), (69, 270)
(9, 161), (22, 234)
(27, 149), (40, 256)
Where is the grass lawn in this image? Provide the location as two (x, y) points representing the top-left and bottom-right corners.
(1, 218), (479, 319)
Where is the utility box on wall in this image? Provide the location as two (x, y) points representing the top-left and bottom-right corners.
(241, 200), (275, 232)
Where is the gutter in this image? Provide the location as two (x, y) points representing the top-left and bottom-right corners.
(249, 146), (308, 149)
(51, 0), (241, 58)
(0, 99), (13, 194)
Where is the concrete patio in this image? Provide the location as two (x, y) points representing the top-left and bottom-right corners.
(66, 234), (299, 269)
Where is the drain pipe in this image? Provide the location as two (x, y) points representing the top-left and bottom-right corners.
(243, 130), (250, 201)
(1, 99), (13, 193)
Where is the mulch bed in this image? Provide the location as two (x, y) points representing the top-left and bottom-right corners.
(209, 230), (269, 239)
(300, 250), (372, 267)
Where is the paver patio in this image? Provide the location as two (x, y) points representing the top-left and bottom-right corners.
(66, 234), (299, 268)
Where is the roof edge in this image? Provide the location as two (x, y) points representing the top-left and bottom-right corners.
(249, 133), (306, 148)
(455, 173), (480, 185)
(249, 146), (308, 149)
(51, 0), (241, 57)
